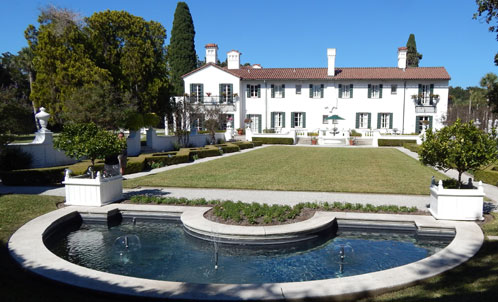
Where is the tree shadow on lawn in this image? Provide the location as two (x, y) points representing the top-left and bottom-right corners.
(360, 240), (498, 302)
(124, 188), (172, 199)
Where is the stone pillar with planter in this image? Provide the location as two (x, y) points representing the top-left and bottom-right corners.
(429, 180), (485, 221)
(63, 170), (123, 207)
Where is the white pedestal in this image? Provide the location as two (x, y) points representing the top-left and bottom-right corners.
(429, 180), (485, 221)
(63, 173), (123, 207)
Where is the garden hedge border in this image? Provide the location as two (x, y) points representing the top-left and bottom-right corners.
(474, 165), (498, 186)
(251, 137), (294, 145)
(378, 139), (416, 146)
(0, 141), (257, 185)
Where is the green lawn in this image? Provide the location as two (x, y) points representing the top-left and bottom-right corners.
(1, 194), (497, 301)
(124, 146), (448, 195)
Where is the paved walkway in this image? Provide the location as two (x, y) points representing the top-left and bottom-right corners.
(1, 145), (497, 212)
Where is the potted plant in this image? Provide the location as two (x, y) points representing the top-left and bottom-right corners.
(237, 128), (244, 135)
(420, 119), (498, 220)
(311, 136), (318, 145)
(54, 123), (127, 206)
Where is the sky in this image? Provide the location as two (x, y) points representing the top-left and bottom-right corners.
(1, 0), (497, 88)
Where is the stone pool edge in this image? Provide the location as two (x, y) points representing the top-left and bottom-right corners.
(8, 204), (484, 301)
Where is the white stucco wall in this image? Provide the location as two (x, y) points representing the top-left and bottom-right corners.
(183, 65), (242, 128)
(182, 66), (449, 135)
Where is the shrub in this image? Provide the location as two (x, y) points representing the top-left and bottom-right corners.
(251, 141), (263, 147)
(54, 123), (126, 166)
(232, 141), (255, 149)
(0, 147), (32, 171)
(251, 137), (294, 145)
(0, 166), (67, 185)
(349, 130), (362, 137)
(378, 139), (416, 146)
(474, 165), (498, 186)
(420, 119), (498, 185)
(185, 147), (222, 161)
(403, 143), (420, 153)
(307, 132), (319, 137)
(263, 129), (276, 133)
(215, 143), (240, 153)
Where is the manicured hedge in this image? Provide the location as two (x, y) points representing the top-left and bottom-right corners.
(252, 141), (263, 147)
(378, 139), (416, 146)
(252, 137), (294, 145)
(403, 143), (421, 154)
(474, 165), (498, 186)
(232, 141), (255, 150)
(183, 147), (221, 161)
(216, 143), (240, 153)
(0, 166), (67, 186)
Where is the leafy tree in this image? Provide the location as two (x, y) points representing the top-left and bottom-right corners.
(27, 7), (169, 129)
(406, 34), (423, 67)
(203, 104), (225, 144)
(474, 0), (498, 64)
(63, 83), (131, 129)
(28, 6), (109, 127)
(54, 123), (126, 167)
(419, 119), (498, 186)
(173, 97), (201, 147)
(168, 2), (197, 95)
(85, 10), (169, 118)
(0, 88), (34, 152)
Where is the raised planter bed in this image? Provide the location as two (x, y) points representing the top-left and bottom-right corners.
(429, 180), (484, 221)
(63, 171), (123, 207)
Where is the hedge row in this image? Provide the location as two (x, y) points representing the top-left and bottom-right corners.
(474, 165), (498, 186)
(378, 139), (417, 147)
(0, 142), (256, 185)
(232, 141), (255, 150)
(403, 143), (421, 154)
(216, 143), (240, 153)
(251, 137), (294, 145)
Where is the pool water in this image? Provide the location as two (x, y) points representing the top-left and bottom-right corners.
(48, 219), (449, 284)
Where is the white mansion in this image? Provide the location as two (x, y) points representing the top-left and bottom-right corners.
(181, 43), (450, 135)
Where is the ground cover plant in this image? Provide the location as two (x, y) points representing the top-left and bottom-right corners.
(129, 195), (420, 225)
(125, 146), (448, 195)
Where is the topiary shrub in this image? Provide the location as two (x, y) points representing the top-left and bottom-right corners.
(378, 139), (416, 146)
(251, 137), (294, 145)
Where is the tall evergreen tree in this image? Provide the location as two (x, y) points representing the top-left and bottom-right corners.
(406, 34), (423, 67)
(168, 2), (197, 96)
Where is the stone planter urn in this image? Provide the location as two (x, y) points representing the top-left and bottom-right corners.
(63, 170), (123, 207)
(429, 180), (485, 221)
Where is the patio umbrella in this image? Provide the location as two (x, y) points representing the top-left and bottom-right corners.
(325, 115), (345, 136)
(325, 115), (345, 120)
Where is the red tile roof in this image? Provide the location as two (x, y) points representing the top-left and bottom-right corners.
(205, 43), (218, 48)
(182, 64), (451, 80)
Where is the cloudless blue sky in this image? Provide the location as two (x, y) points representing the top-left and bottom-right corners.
(1, 0), (497, 88)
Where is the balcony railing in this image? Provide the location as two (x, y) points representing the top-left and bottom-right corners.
(415, 105), (436, 113)
(185, 95), (236, 104)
